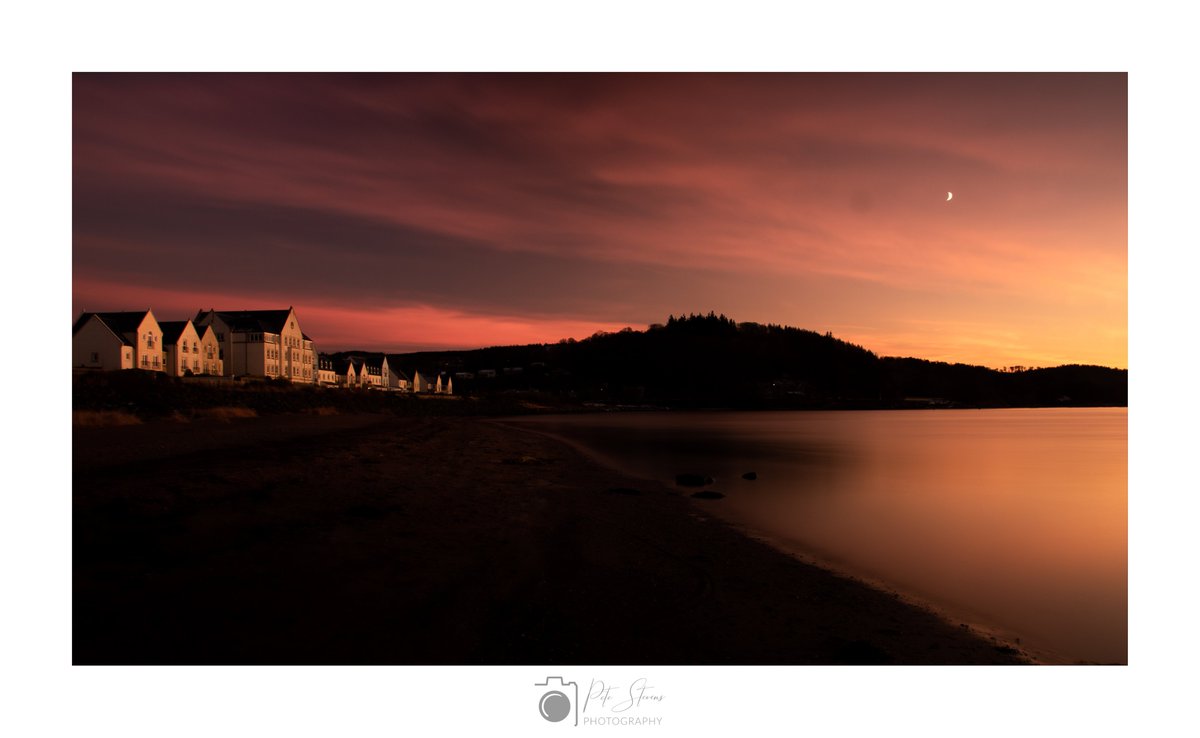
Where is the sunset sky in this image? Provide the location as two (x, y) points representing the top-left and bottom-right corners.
(73, 73), (1126, 368)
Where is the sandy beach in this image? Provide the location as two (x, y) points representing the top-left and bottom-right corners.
(73, 412), (1028, 665)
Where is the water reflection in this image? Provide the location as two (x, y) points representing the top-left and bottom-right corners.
(510, 408), (1127, 664)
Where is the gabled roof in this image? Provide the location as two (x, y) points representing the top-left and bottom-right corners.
(157, 321), (195, 345)
(349, 358), (381, 375)
(72, 311), (152, 344)
(195, 308), (294, 334)
(412, 368), (451, 379)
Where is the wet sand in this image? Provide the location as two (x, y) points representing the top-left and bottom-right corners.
(73, 413), (1028, 665)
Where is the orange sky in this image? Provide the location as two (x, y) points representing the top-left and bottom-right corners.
(73, 73), (1126, 367)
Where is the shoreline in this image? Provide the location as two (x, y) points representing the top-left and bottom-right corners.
(74, 412), (1031, 665)
(715, 526), (1063, 665)
(494, 419), (1050, 664)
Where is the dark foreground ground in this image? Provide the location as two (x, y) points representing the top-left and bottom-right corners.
(74, 413), (1028, 665)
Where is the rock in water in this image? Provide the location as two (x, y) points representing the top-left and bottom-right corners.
(742, 472), (757, 481)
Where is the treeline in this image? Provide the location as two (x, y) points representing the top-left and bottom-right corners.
(387, 313), (1127, 409)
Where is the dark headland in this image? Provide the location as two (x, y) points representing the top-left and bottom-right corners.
(368, 313), (1127, 410)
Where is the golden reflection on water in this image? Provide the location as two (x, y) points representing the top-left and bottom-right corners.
(516, 408), (1127, 664)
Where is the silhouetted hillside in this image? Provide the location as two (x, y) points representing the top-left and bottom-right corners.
(377, 313), (1126, 408)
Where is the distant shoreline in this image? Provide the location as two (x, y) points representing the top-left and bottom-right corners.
(71, 366), (1125, 431)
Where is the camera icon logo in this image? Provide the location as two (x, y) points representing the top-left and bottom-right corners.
(535, 676), (578, 725)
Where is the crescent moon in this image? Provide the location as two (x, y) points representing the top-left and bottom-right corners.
(946, 191), (953, 201)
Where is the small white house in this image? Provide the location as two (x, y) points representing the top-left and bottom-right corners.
(159, 320), (204, 377)
(342, 358), (361, 388)
(316, 354), (339, 386)
(360, 359), (383, 389)
(73, 310), (163, 372)
(380, 355), (411, 392)
(412, 370), (434, 393)
(413, 370), (453, 394)
(195, 324), (224, 376)
(388, 364), (411, 392)
(73, 314), (135, 371)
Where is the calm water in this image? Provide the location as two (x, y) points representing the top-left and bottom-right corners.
(508, 408), (1127, 664)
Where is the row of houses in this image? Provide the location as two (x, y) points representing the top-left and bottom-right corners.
(315, 354), (452, 394)
(72, 307), (453, 393)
